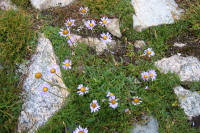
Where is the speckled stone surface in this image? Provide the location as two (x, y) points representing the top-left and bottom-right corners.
(174, 86), (200, 118)
(155, 55), (200, 81)
(131, 0), (184, 32)
(18, 33), (69, 133)
(30, 0), (75, 10)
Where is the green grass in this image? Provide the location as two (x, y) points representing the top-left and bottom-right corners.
(0, 9), (36, 132)
(0, 0), (200, 132)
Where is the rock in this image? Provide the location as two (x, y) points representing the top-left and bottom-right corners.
(173, 42), (187, 47)
(105, 19), (122, 38)
(131, 0), (184, 32)
(154, 55), (200, 81)
(18, 33), (69, 133)
(70, 34), (116, 55)
(131, 116), (159, 133)
(134, 40), (146, 49)
(30, 0), (75, 10)
(173, 86), (200, 120)
(0, 0), (17, 10)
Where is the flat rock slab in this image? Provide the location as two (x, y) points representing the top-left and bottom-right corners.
(18, 33), (69, 133)
(174, 86), (200, 118)
(131, 0), (184, 32)
(31, 0), (75, 10)
(154, 55), (200, 82)
(131, 116), (159, 133)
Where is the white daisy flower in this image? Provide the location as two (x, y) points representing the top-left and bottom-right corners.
(90, 100), (100, 113)
(109, 96), (118, 109)
(79, 6), (89, 15)
(40, 83), (51, 96)
(144, 48), (155, 57)
(77, 84), (89, 96)
(131, 96), (142, 105)
(85, 20), (96, 30)
(145, 86), (149, 89)
(62, 59), (72, 69)
(141, 71), (149, 81)
(100, 32), (112, 44)
(47, 64), (60, 77)
(67, 35), (78, 47)
(59, 28), (70, 37)
(73, 125), (88, 133)
(125, 108), (131, 114)
(148, 69), (157, 81)
(99, 17), (110, 26)
(64, 18), (75, 27)
(106, 91), (114, 97)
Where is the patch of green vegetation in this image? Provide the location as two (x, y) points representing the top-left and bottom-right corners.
(10, 0), (32, 9)
(182, 0), (200, 42)
(0, 9), (35, 66)
(0, 9), (36, 132)
(36, 25), (199, 133)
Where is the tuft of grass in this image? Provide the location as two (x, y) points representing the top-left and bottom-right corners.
(182, 0), (200, 42)
(0, 9), (35, 66)
(0, 9), (36, 132)
(10, 0), (32, 9)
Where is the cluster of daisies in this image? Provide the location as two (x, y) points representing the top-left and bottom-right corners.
(59, 6), (112, 47)
(34, 6), (160, 133)
(141, 69), (157, 81)
(34, 64), (61, 96)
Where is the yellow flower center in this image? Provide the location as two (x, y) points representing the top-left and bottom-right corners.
(144, 75), (148, 79)
(80, 87), (86, 92)
(43, 87), (48, 92)
(127, 110), (131, 114)
(50, 68), (56, 73)
(78, 131), (84, 133)
(65, 63), (70, 67)
(149, 73), (153, 77)
(111, 100), (116, 104)
(102, 20), (107, 24)
(147, 51), (151, 55)
(103, 36), (107, 40)
(80, 9), (86, 13)
(67, 22), (72, 25)
(63, 30), (69, 35)
(35, 73), (42, 78)
(89, 23), (93, 27)
(133, 98), (139, 103)
(110, 93), (114, 96)
(91, 103), (97, 108)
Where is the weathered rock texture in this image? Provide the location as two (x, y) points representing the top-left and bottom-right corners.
(70, 34), (116, 55)
(174, 86), (200, 118)
(105, 19), (122, 38)
(0, 0), (17, 10)
(131, 0), (184, 32)
(131, 116), (159, 133)
(31, 0), (75, 10)
(155, 55), (200, 81)
(18, 33), (69, 133)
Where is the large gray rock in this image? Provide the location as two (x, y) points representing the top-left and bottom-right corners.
(0, 0), (17, 10)
(154, 55), (200, 81)
(30, 0), (75, 10)
(18, 33), (69, 133)
(131, 0), (184, 32)
(131, 116), (159, 133)
(174, 86), (200, 119)
(105, 19), (122, 38)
